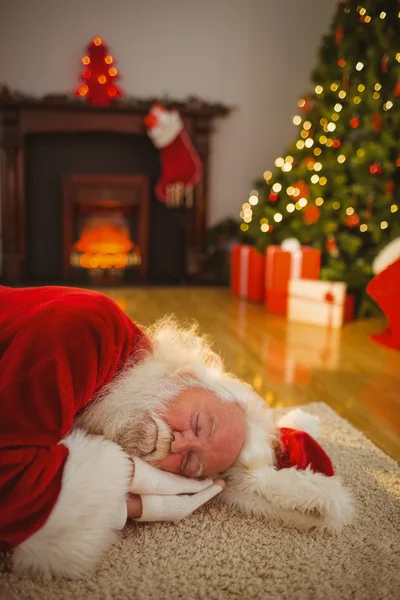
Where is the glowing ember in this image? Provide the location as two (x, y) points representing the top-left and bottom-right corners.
(71, 213), (140, 270)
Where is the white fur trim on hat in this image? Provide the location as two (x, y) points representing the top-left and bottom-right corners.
(277, 408), (320, 439)
(372, 237), (400, 274)
(12, 430), (131, 579)
(219, 463), (354, 533)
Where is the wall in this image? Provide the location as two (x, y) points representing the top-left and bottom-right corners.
(0, 0), (336, 227)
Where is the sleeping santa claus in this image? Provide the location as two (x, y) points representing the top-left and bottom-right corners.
(0, 286), (353, 579)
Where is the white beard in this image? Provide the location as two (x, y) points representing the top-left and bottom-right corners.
(74, 357), (194, 463)
(75, 316), (274, 469)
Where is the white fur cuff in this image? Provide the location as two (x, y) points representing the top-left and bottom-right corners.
(372, 237), (400, 274)
(12, 430), (132, 578)
(148, 112), (183, 148)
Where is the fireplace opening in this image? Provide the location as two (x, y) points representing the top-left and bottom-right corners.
(70, 207), (142, 284)
(63, 174), (149, 285)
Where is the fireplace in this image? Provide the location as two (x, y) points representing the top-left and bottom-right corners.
(0, 100), (230, 285)
(64, 174), (149, 285)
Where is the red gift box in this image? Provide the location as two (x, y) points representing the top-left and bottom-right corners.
(265, 246), (321, 314)
(231, 245), (265, 302)
(344, 294), (355, 322)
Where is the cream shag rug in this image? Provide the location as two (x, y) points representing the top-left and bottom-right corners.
(1, 403), (399, 600)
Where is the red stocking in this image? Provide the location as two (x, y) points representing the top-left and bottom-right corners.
(145, 105), (202, 207)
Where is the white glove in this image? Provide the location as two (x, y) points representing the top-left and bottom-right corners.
(136, 482), (224, 522)
(130, 457), (215, 495)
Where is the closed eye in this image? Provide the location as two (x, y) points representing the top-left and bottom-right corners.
(194, 412), (200, 436)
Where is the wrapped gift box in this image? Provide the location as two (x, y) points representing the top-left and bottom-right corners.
(231, 245), (265, 302)
(288, 279), (348, 329)
(265, 246), (321, 314)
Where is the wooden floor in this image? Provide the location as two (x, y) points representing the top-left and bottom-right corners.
(101, 287), (400, 462)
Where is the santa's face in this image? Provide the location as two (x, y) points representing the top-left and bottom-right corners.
(76, 374), (246, 478)
(153, 388), (247, 478)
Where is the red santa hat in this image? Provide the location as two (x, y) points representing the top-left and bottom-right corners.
(367, 237), (400, 350)
(145, 104), (202, 206)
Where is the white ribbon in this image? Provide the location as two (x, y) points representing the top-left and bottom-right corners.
(239, 246), (250, 297)
(266, 246), (278, 290)
(290, 249), (303, 280)
(266, 246), (303, 289)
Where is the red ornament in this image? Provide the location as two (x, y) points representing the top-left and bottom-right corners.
(381, 55), (389, 73)
(304, 156), (316, 168)
(346, 214), (360, 228)
(333, 139), (341, 148)
(350, 116), (360, 129)
(397, 156), (400, 167)
(300, 96), (313, 114)
(337, 57), (346, 68)
(293, 180), (310, 200)
(370, 163), (383, 175)
(336, 26), (344, 45)
(76, 37), (122, 106)
(303, 205), (321, 225)
(77, 84), (89, 97)
(326, 234), (339, 257)
(386, 180), (395, 196)
(269, 192), (278, 202)
(371, 113), (382, 132)
(394, 82), (400, 96)
(360, 15), (366, 23)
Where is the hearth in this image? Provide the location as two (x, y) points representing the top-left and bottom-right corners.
(0, 100), (230, 285)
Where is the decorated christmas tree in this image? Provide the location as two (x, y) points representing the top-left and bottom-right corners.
(241, 1), (400, 301)
(76, 36), (122, 106)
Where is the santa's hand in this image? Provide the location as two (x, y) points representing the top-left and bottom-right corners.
(130, 457), (214, 495)
(134, 481), (224, 522)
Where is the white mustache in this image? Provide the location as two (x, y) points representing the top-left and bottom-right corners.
(145, 415), (172, 463)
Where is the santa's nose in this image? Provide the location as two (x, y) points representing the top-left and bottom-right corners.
(170, 430), (199, 454)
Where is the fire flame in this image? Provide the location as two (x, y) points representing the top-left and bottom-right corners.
(73, 213), (138, 270)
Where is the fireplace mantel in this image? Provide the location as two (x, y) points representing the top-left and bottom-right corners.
(0, 99), (231, 283)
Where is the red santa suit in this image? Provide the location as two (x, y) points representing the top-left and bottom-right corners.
(367, 237), (400, 350)
(0, 286), (151, 576)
